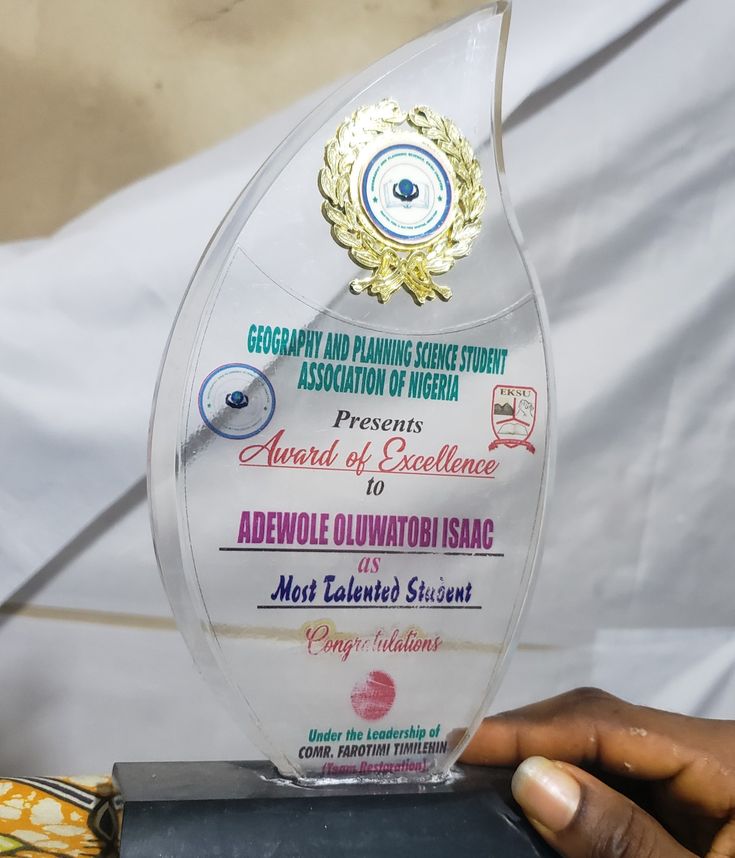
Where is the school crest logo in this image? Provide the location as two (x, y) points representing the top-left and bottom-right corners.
(488, 385), (537, 454)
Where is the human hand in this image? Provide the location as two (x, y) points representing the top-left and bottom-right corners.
(461, 688), (735, 857)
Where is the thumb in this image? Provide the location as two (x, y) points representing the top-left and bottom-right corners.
(511, 756), (696, 858)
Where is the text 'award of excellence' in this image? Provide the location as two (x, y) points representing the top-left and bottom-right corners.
(114, 4), (555, 856)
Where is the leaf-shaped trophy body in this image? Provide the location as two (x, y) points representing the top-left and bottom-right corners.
(150, 1), (554, 783)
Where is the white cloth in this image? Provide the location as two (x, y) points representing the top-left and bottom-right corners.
(2, 0), (734, 774)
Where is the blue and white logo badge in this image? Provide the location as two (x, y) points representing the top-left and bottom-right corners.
(359, 140), (455, 246)
(198, 364), (275, 440)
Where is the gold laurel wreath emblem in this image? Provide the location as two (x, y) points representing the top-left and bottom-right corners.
(319, 99), (486, 305)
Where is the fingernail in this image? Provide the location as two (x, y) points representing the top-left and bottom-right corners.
(511, 756), (581, 832)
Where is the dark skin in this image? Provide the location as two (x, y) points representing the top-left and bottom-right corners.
(461, 688), (735, 857)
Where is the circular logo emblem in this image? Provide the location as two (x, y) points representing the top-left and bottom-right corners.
(359, 141), (454, 246)
(350, 670), (396, 721)
(320, 101), (485, 304)
(198, 364), (275, 440)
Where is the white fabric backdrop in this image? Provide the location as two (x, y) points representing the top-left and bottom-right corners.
(1, 0), (734, 774)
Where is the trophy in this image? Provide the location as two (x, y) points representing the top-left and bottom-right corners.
(115, 3), (555, 855)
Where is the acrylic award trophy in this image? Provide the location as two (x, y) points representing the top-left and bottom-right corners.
(114, 3), (555, 856)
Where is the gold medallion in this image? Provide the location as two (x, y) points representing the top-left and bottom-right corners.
(319, 99), (486, 305)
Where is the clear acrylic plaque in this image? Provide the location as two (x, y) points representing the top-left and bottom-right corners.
(149, 1), (554, 783)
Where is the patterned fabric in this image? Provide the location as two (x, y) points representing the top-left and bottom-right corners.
(0, 777), (118, 857)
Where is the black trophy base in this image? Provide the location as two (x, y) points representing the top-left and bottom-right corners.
(113, 760), (555, 857)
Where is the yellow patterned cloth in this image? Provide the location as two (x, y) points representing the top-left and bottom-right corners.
(0, 777), (118, 857)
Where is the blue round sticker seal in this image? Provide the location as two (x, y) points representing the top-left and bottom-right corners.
(198, 363), (275, 440)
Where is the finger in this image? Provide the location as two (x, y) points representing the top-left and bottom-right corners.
(511, 756), (697, 858)
(462, 687), (734, 791)
(708, 817), (735, 858)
